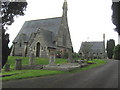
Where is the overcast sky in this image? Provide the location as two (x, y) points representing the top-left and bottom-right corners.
(6, 0), (118, 53)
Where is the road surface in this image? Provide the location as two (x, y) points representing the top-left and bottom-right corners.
(2, 59), (118, 88)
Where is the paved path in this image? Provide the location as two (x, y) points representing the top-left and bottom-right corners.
(2, 60), (118, 88)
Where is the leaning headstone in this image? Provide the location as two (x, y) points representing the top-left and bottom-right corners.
(29, 52), (35, 66)
(5, 64), (10, 72)
(15, 59), (22, 70)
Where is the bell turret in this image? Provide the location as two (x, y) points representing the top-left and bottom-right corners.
(62, 0), (68, 17)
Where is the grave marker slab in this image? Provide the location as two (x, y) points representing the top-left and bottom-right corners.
(15, 59), (22, 70)
(29, 52), (35, 66)
(5, 64), (10, 72)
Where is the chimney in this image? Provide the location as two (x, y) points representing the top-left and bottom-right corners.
(103, 33), (105, 42)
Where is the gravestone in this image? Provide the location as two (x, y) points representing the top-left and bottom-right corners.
(5, 64), (10, 72)
(29, 52), (35, 66)
(49, 49), (56, 65)
(49, 55), (55, 65)
(15, 59), (22, 70)
(68, 49), (74, 63)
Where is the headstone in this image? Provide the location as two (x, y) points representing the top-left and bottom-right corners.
(49, 49), (56, 65)
(49, 55), (55, 65)
(15, 59), (22, 70)
(29, 52), (35, 66)
(5, 64), (10, 72)
(68, 49), (74, 63)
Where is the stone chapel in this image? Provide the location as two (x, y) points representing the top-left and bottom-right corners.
(10, 0), (73, 58)
(79, 34), (106, 59)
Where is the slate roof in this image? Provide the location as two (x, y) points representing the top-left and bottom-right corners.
(13, 17), (62, 42)
(40, 29), (56, 48)
(79, 41), (105, 53)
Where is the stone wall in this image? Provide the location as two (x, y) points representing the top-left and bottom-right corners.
(56, 25), (72, 49)
(27, 30), (49, 58)
(14, 43), (24, 56)
(13, 42), (28, 57)
(12, 33), (28, 56)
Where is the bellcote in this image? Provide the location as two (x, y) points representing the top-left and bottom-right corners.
(62, 0), (68, 17)
(63, 0), (68, 10)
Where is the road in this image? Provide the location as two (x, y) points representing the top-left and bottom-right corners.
(2, 59), (118, 88)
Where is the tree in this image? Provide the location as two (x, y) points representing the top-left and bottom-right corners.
(72, 52), (80, 60)
(1, 1), (27, 68)
(111, 2), (120, 35)
(106, 39), (115, 59)
(113, 44), (120, 60)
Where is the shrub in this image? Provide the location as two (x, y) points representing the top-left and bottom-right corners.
(113, 44), (120, 60)
(63, 52), (68, 59)
(56, 51), (68, 59)
(72, 52), (80, 59)
(56, 51), (62, 58)
(86, 60), (95, 64)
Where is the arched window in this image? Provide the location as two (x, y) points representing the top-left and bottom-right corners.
(19, 42), (22, 47)
(36, 42), (40, 57)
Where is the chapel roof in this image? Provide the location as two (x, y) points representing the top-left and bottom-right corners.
(13, 17), (62, 42)
(79, 41), (105, 53)
(40, 29), (56, 48)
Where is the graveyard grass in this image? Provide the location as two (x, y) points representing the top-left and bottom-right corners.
(5, 56), (68, 69)
(2, 70), (65, 81)
(1, 56), (107, 81)
(1, 56), (68, 81)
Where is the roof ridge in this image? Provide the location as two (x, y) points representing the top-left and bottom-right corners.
(25, 17), (62, 22)
(83, 41), (103, 43)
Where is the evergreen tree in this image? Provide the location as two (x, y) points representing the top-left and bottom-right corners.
(112, 2), (120, 35)
(113, 44), (120, 60)
(106, 39), (115, 59)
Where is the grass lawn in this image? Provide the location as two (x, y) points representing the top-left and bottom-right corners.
(1, 56), (107, 81)
(4, 56), (68, 69)
(1, 70), (65, 81)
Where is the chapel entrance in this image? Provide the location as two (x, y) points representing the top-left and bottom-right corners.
(36, 42), (40, 57)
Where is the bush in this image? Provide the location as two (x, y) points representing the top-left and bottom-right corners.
(63, 52), (68, 59)
(86, 60), (95, 64)
(113, 44), (120, 60)
(72, 53), (80, 59)
(56, 51), (62, 58)
(56, 51), (68, 59)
